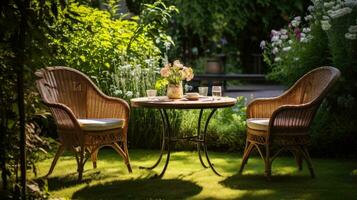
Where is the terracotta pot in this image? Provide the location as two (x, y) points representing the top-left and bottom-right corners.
(167, 82), (183, 99)
(206, 59), (223, 74)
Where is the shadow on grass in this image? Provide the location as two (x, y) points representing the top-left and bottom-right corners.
(46, 171), (112, 191)
(72, 178), (202, 199)
(221, 174), (312, 190)
(220, 172), (357, 199)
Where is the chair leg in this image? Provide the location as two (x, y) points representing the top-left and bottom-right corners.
(264, 145), (272, 179)
(90, 148), (99, 169)
(239, 141), (254, 174)
(300, 146), (315, 178)
(291, 148), (303, 171)
(123, 142), (132, 173)
(112, 143), (132, 173)
(45, 145), (65, 177)
(77, 148), (86, 181)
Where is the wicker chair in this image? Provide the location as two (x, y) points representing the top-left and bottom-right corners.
(239, 66), (340, 179)
(35, 66), (132, 181)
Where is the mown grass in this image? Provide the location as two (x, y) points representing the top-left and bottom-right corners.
(31, 149), (357, 199)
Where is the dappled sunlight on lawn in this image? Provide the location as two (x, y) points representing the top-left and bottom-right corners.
(31, 149), (357, 199)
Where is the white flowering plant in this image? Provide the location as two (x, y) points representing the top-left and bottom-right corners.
(155, 60), (194, 89)
(262, 0), (357, 84)
(261, 15), (315, 81)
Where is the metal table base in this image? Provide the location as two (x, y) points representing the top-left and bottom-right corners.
(139, 108), (221, 178)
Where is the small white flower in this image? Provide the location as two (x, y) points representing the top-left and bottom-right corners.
(332, 4), (341, 10)
(305, 15), (313, 21)
(301, 37), (309, 43)
(144, 59), (153, 65)
(126, 91), (133, 98)
(329, 7), (353, 19)
(272, 47), (279, 54)
(303, 28), (311, 33)
(344, 0), (357, 7)
(271, 29), (280, 36)
(283, 46), (291, 52)
(164, 41), (171, 50)
(113, 90), (123, 96)
(294, 57), (300, 61)
(323, 15), (330, 20)
(294, 16), (301, 21)
(280, 29), (288, 35)
(275, 39), (283, 46)
(324, 2), (335, 8)
(321, 20), (332, 30)
(260, 40), (266, 49)
(300, 33), (306, 38)
(274, 57), (282, 62)
(281, 35), (289, 40)
(308, 5), (314, 12)
(348, 25), (357, 33)
(288, 40), (293, 44)
(345, 33), (357, 40)
(291, 20), (300, 27)
(271, 35), (280, 42)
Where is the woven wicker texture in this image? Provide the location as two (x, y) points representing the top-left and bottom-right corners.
(35, 66), (132, 181)
(240, 66), (341, 179)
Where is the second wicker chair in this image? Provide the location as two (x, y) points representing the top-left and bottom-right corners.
(239, 66), (340, 178)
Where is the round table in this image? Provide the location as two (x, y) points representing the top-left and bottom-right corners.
(130, 96), (237, 177)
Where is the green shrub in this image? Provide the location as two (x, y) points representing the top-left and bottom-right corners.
(177, 97), (247, 151)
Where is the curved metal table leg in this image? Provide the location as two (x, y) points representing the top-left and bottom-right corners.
(156, 109), (172, 178)
(197, 109), (208, 168)
(139, 109), (166, 170)
(202, 108), (221, 176)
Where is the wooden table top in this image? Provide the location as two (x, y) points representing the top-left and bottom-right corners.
(130, 96), (237, 109)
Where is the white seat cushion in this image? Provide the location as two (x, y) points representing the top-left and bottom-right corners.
(78, 118), (124, 131)
(247, 118), (270, 131)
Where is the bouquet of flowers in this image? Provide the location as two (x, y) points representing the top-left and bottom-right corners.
(156, 60), (194, 87)
(156, 60), (194, 98)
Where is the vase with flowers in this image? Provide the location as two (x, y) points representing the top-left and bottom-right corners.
(156, 60), (194, 99)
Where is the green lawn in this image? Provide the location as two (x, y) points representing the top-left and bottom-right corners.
(31, 149), (357, 199)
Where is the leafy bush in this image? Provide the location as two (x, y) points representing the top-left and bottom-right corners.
(45, 2), (179, 148)
(46, 3), (162, 94)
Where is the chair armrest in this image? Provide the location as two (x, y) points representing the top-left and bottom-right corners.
(269, 102), (319, 131)
(86, 89), (130, 128)
(42, 101), (81, 130)
(247, 96), (285, 118)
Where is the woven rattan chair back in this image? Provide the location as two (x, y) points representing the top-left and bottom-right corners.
(285, 67), (340, 105)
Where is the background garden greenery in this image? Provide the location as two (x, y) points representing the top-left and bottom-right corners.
(1, 0), (357, 198)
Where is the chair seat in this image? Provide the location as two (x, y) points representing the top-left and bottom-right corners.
(78, 118), (124, 131)
(247, 118), (270, 131)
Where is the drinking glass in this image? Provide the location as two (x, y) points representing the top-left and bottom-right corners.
(198, 87), (208, 96)
(212, 86), (222, 100)
(146, 89), (157, 100)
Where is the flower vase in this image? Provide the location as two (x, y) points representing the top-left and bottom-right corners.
(167, 82), (183, 99)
